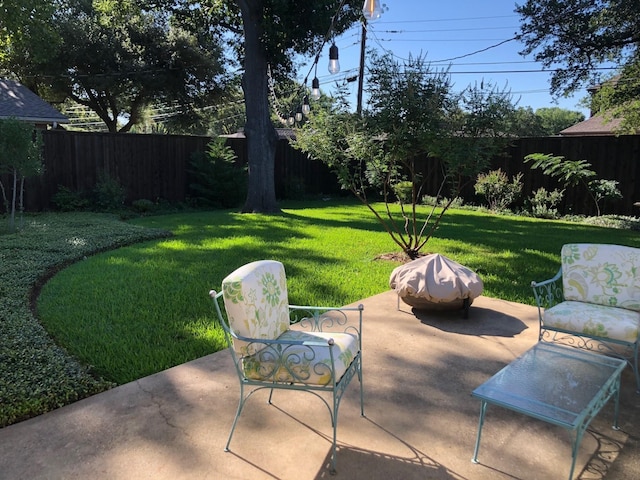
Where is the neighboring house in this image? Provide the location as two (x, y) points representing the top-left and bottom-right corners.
(560, 75), (635, 136)
(0, 78), (68, 129)
(559, 114), (623, 136)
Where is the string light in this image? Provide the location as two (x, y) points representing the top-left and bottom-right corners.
(302, 95), (311, 115)
(269, 0), (386, 124)
(311, 77), (321, 100)
(328, 43), (340, 74)
(362, 0), (382, 22)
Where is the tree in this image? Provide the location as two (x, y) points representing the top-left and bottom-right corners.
(1, 0), (228, 133)
(535, 107), (584, 135)
(293, 53), (518, 259)
(0, 119), (43, 231)
(205, 0), (362, 213)
(509, 107), (546, 137)
(516, 1), (640, 130)
(524, 153), (622, 216)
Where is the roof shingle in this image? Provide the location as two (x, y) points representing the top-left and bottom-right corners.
(0, 79), (68, 124)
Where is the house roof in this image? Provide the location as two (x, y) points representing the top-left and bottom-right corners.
(559, 114), (623, 136)
(0, 78), (68, 124)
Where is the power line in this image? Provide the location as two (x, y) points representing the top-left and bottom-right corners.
(376, 14), (518, 24)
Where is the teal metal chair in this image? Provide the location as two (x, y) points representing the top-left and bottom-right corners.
(210, 260), (364, 474)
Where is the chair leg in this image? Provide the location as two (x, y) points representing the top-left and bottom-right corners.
(358, 356), (365, 417)
(225, 384), (246, 452)
(329, 393), (339, 475)
(633, 352), (640, 394)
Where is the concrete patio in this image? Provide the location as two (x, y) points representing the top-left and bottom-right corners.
(0, 290), (638, 479)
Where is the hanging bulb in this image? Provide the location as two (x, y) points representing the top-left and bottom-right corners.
(311, 77), (321, 100)
(287, 111), (295, 126)
(328, 43), (340, 74)
(362, 0), (382, 21)
(295, 105), (303, 123)
(302, 95), (310, 115)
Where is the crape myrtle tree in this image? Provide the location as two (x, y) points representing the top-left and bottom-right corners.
(0, 119), (43, 232)
(293, 52), (517, 259)
(203, 0), (362, 213)
(516, 0), (640, 133)
(0, 0), (228, 133)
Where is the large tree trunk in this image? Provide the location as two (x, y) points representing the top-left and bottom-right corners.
(237, 0), (280, 213)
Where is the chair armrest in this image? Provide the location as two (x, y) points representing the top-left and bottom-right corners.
(231, 330), (333, 348)
(289, 304), (364, 338)
(531, 268), (563, 311)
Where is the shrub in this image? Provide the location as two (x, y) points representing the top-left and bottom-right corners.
(282, 175), (306, 200)
(528, 187), (564, 219)
(474, 169), (523, 211)
(421, 195), (464, 208)
(52, 185), (90, 212)
(392, 181), (413, 203)
(188, 139), (246, 208)
(93, 173), (125, 211)
(131, 199), (155, 214)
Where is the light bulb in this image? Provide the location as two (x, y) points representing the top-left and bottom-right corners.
(328, 43), (340, 74)
(362, 0), (382, 21)
(311, 77), (321, 100)
(287, 112), (295, 126)
(295, 106), (303, 123)
(302, 96), (310, 115)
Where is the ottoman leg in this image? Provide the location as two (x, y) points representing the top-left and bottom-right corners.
(463, 297), (470, 319)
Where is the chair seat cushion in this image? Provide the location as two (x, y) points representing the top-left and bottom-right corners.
(544, 300), (640, 343)
(242, 330), (359, 385)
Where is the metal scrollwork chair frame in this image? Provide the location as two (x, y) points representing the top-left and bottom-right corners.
(210, 260), (364, 474)
(532, 266), (640, 393)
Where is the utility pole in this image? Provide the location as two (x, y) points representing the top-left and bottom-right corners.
(356, 20), (367, 116)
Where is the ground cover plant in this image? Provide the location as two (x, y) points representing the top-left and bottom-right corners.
(0, 212), (171, 427)
(2, 201), (640, 427)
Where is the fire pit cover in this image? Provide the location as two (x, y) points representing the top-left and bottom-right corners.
(389, 254), (483, 310)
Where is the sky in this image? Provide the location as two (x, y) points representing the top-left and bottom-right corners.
(302, 0), (592, 117)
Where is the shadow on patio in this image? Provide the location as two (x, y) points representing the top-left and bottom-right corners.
(0, 291), (637, 479)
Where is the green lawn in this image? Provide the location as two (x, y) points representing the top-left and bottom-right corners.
(37, 201), (640, 387)
(2, 200), (639, 426)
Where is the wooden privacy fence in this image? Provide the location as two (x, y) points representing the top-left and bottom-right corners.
(8, 130), (640, 215)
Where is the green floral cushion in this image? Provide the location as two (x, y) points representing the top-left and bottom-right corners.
(241, 330), (358, 385)
(544, 300), (640, 342)
(222, 260), (290, 356)
(561, 243), (640, 311)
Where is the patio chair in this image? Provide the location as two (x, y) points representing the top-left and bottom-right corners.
(210, 260), (364, 474)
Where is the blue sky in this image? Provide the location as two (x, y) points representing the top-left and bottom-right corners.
(304, 0), (592, 116)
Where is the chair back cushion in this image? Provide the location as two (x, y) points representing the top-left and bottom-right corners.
(561, 243), (640, 311)
(222, 260), (290, 355)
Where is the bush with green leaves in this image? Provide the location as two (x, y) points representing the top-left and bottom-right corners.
(131, 198), (156, 214)
(525, 153), (622, 216)
(474, 169), (523, 211)
(188, 138), (246, 208)
(422, 195), (464, 208)
(528, 187), (564, 219)
(52, 185), (90, 212)
(393, 181), (414, 203)
(93, 172), (126, 211)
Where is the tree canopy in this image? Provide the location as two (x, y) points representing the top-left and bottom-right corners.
(203, 0), (362, 213)
(516, 1), (640, 131)
(0, 0), (228, 132)
(293, 52), (519, 259)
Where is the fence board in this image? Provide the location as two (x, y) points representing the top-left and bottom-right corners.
(2, 130), (639, 216)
